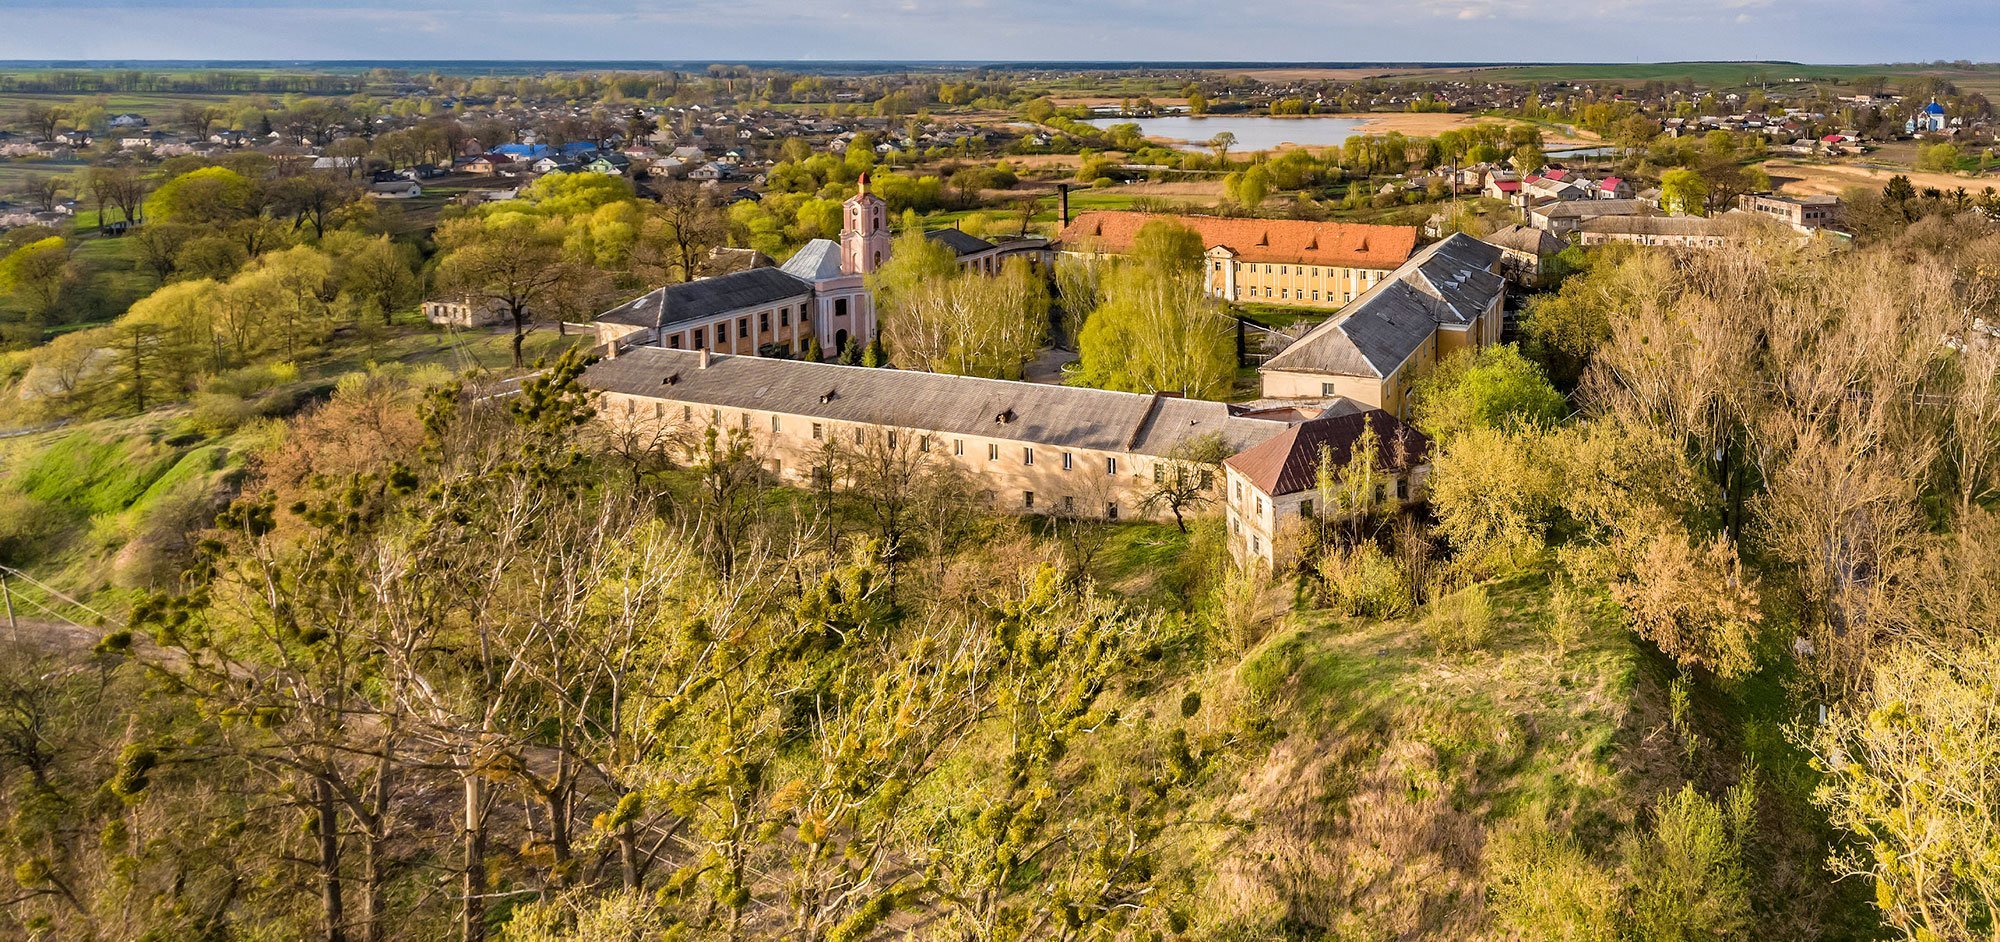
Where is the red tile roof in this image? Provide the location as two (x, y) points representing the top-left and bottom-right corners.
(1057, 212), (1417, 271)
(1223, 410), (1430, 497)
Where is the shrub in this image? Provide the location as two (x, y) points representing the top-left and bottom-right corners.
(1315, 541), (1411, 619)
(1623, 782), (1753, 942)
(1544, 578), (1593, 658)
(1485, 823), (1621, 942)
(1423, 583), (1493, 654)
(0, 491), (74, 567)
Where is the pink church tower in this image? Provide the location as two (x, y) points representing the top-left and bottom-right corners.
(841, 172), (891, 276)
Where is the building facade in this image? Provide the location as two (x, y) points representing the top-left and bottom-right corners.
(1259, 234), (1507, 418)
(1057, 211), (1418, 310)
(582, 348), (1426, 563)
(589, 180), (886, 358)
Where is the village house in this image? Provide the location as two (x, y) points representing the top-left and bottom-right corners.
(1530, 198), (1651, 237)
(1057, 211), (1419, 310)
(422, 296), (511, 328)
(1258, 234), (1506, 417)
(1738, 192), (1841, 232)
(1480, 224), (1567, 285)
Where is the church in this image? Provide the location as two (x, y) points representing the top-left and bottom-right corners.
(591, 174), (893, 359)
(590, 174), (1053, 361)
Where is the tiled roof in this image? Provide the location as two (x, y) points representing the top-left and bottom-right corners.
(595, 268), (812, 331)
(584, 348), (1296, 459)
(1482, 224), (1565, 256)
(1223, 411), (1431, 497)
(1058, 212), (1417, 271)
(1262, 234), (1504, 378)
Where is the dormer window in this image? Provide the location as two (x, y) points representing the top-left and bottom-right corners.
(819, 389), (838, 403)
(995, 408), (1015, 424)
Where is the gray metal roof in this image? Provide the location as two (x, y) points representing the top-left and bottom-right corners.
(585, 348), (1295, 458)
(778, 239), (844, 282)
(595, 268), (812, 330)
(924, 228), (997, 258)
(1262, 234), (1504, 378)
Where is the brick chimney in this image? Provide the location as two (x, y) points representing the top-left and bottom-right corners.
(698, 348), (711, 369)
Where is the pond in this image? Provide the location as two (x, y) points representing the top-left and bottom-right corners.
(1080, 115), (1372, 152)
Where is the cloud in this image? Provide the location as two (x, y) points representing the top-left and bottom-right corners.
(0, 0), (1991, 61)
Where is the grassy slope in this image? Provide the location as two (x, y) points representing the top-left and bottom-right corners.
(0, 322), (586, 616)
(1080, 527), (1872, 938)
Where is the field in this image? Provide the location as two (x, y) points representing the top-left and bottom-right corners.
(1763, 157), (2000, 197)
(0, 90), (239, 127)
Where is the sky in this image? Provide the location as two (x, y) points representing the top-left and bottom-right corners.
(0, 0), (1994, 64)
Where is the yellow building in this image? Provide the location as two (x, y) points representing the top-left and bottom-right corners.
(1057, 211), (1418, 310)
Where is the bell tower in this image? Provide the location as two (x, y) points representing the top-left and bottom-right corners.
(841, 172), (891, 276)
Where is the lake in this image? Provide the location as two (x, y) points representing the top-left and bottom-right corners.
(1081, 115), (1371, 151)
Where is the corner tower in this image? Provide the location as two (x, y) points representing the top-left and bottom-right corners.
(841, 172), (891, 276)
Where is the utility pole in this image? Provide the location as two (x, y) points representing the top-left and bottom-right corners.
(1, 569), (16, 637)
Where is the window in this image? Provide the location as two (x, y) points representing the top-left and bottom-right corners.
(740, 413), (750, 431)
(1280, 289), (1288, 299)
(1301, 499), (1313, 518)
(1062, 495), (1076, 513)
(623, 398), (634, 415)
(780, 307), (790, 327)
(1252, 535), (1262, 555)
(1062, 452), (1073, 471)
(1106, 502), (1119, 521)
(887, 431), (898, 448)
(1396, 477), (1409, 500)
(1254, 497), (1264, 516)
(770, 415), (781, 433)
(953, 438), (964, 457)
(653, 403), (663, 419)
(854, 428), (865, 444)
(1232, 481), (1241, 501)
(737, 318), (749, 339)
(669, 334), (682, 349)
(1105, 456), (1117, 475)
(989, 443), (999, 461)
(1023, 491), (1035, 509)
(759, 311), (770, 333)
(811, 422), (823, 441)
(1023, 447), (1034, 466)
(693, 327), (705, 348)
(1374, 484), (1386, 503)
(1321, 382), (1338, 396)
(683, 405), (692, 421)
(1152, 465), (1165, 484)
(1198, 470), (1213, 489)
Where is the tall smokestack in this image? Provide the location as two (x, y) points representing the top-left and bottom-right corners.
(1057, 183), (1071, 228)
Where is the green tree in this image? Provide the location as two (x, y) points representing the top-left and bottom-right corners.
(1410, 344), (1568, 443)
(1660, 168), (1710, 216)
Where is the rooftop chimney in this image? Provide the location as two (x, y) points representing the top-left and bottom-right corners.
(697, 348), (711, 370)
